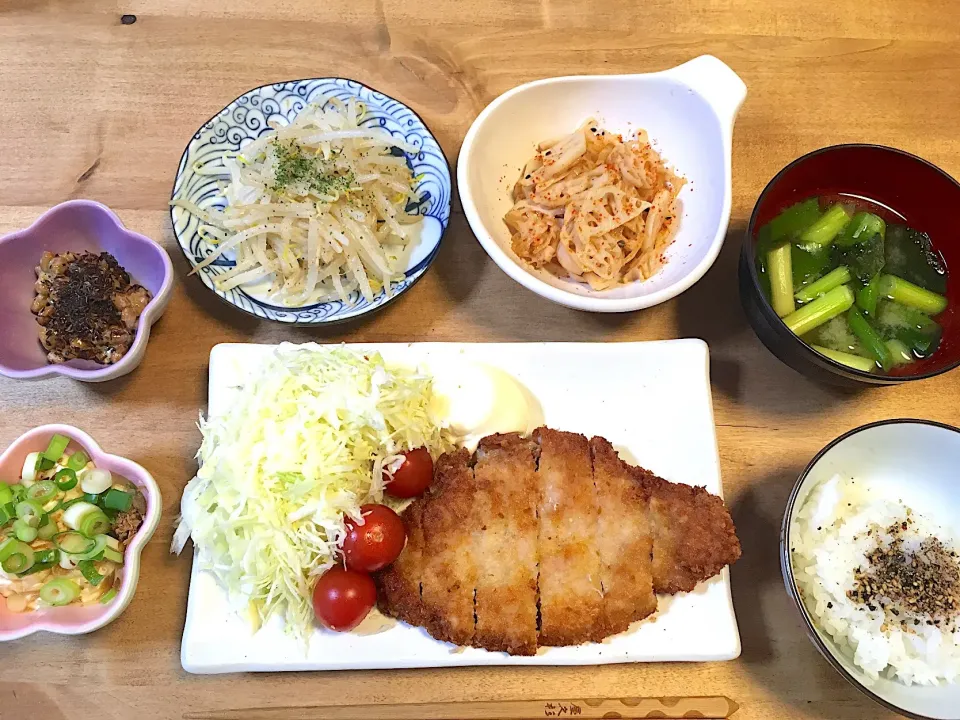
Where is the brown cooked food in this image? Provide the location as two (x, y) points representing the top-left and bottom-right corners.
(112, 486), (147, 544)
(31, 251), (152, 365)
(375, 427), (740, 655)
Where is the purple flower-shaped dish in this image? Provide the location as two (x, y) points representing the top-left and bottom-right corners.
(0, 200), (173, 382)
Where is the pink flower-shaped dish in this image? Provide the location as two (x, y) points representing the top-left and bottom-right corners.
(0, 200), (174, 382)
(0, 425), (161, 640)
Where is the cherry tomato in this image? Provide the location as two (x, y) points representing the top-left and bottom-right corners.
(312, 566), (376, 631)
(384, 447), (434, 498)
(342, 504), (406, 572)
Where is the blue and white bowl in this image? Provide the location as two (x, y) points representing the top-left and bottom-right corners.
(170, 79), (451, 325)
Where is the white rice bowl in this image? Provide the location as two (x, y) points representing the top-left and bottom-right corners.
(792, 474), (960, 686)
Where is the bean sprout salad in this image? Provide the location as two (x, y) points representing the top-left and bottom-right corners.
(173, 97), (425, 306)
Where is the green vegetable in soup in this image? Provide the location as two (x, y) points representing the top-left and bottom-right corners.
(767, 199), (821, 243)
(811, 345), (877, 372)
(783, 284), (855, 336)
(856, 274), (881, 316)
(875, 300), (943, 357)
(878, 274), (948, 316)
(836, 211), (885, 248)
(885, 338), (914, 366)
(795, 266), (851, 303)
(885, 225), (948, 294)
(840, 233), (885, 284)
(800, 204), (851, 247)
(767, 244), (795, 317)
(791, 243), (834, 291)
(847, 306), (894, 372)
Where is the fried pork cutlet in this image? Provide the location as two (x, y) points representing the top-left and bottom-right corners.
(535, 428), (602, 646)
(473, 434), (539, 655)
(643, 471), (742, 594)
(420, 448), (478, 646)
(375, 428), (740, 655)
(589, 436), (657, 637)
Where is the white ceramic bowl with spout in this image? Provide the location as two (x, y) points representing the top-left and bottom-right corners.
(457, 55), (747, 312)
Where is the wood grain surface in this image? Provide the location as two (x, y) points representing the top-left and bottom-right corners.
(2, 1), (959, 718)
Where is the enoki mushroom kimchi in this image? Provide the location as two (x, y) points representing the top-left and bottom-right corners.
(504, 121), (685, 290)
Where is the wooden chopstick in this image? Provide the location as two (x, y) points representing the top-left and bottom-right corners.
(184, 695), (739, 719)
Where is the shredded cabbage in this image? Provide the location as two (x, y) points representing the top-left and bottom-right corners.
(172, 344), (454, 641)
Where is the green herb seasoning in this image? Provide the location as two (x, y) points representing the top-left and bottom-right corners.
(270, 140), (355, 195)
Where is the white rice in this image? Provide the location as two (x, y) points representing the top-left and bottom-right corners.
(792, 474), (960, 685)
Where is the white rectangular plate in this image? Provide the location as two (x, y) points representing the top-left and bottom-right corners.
(181, 340), (740, 673)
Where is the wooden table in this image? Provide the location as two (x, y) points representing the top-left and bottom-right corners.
(2, 1), (959, 718)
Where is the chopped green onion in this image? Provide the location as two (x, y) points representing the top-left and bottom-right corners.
(79, 510), (111, 538)
(77, 559), (104, 586)
(879, 274), (948, 316)
(82, 493), (101, 504)
(783, 285), (856, 336)
(33, 548), (58, 565)
(799, 204), (851, 246)
(26, 479), (57, 504)
(66, 451), (90, 472)
(15, 500), (46, 528)
(835, 211), (885, 247)
(37, 514), (58, 541)
(54, 531), (96, 555)
(795, 266), (852, 303)
(0, 501), (15, 527)
(63, 501), (99, 532)
(99, 587), (118, 604)
(69, 535), (108, 562)
(54, 468), (78, 491)
(13, 519), (38, 543)
(42, 434), (70, 462)
(811, 345), (877, 372)
(886, 338), (914, 366)
(17, 560), (55, 577)
(36, 456), (55, 473)
(767, 199), (822, 242)
(0, 484), (13, 506)
(0, 539), (34, 573)
(857, 274), (881, 316)
(102, 546), (124, 564)
(21, 452), (40, 485)
(767, 243), (795, 317)
(81, 468), (112, 495)
(39, 578), (80, 606)
(60, 497), (87, 511)
(102, 488), (133, 512)
(848, 306), (895, 372)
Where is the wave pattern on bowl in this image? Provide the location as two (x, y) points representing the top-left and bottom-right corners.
(170, 78), (452, 324)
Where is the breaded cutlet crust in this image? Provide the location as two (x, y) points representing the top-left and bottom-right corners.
(639, 469), (742, 594)
(375, 429), (740, 655)
(376, 499), (427, 627)
(535, 427), (604, 647)
(589, 436), (657, 638)
(419, 448), (479, 646)
(473, 433), (539, 655)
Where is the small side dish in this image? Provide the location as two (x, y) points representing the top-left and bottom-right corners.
(505, 120), (684, 289)
(793, 474), (960, 685)
(0, 434), (146, 613)
(755, 195), (949, 375)
(31, 251), (153, 365)
(174, 97), (425, 306)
